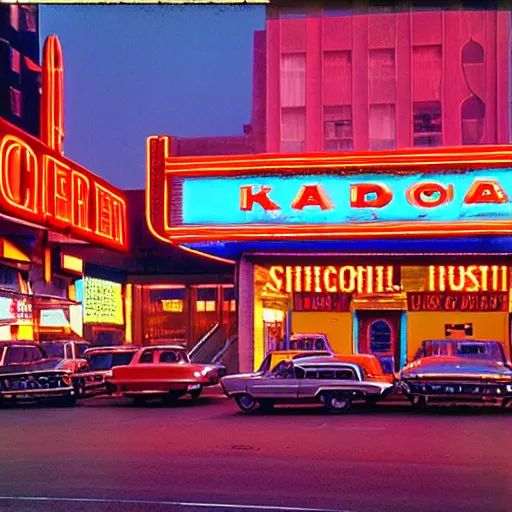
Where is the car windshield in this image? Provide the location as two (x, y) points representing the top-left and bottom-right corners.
(76, 344), (89, 358)
(89, 352), (136, 371)
(257, 354), (272, 373)
(416, 340), (506, 362)
(289, 337), (326, 351)
(41, 343), (64, 359)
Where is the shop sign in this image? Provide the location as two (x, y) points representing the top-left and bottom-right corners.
(407, 292), (508, 312)
(147, 135), (512, 244)
(266, 265), (398, 295)
(427, 265), (508, 293)
(293, 292), (351, 312)
(0, 36), (127, 252)
(83, 277), (123, 325)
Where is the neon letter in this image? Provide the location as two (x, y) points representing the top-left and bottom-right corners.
(463, 180), (509, 204)
(72, 171), (91, 232)
(350, 183), (392, 208)
(268, 266), (284, 293)
(323, 266), (337, 293)
(291, 184), (334, 211)
(240, 185), (280, 211)
(406, 182), (454, 208)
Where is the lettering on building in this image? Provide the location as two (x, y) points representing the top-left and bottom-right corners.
(293, 292), (351, 312)
(407, 292), (508, 312)
(427, 265), (509, 293)
(239, 180), (509, 212)
(266, 265), (398, 295)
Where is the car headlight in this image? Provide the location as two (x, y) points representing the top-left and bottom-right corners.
(506, 384), (512, 393)
(194, 371), (201, 378)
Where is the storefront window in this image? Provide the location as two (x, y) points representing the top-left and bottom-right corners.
(144, 287), (187, 345)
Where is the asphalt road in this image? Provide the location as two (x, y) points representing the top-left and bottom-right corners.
(0, 389), (511, 512)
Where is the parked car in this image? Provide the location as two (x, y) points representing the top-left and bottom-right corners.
(221, 355), (395, 414)
(400, 339), (512, 409)
(258, 350), (332, 373)
(288, 333), (334, 352)
(73, 345), (141, 398)
(0, 341), (77, 407)
(40, 340), (90, 372)
(106, 345), (226, 405)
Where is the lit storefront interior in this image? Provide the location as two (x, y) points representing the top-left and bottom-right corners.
(134, 284), (237, 349)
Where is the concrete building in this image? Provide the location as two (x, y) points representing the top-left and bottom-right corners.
(264, 7), (511, 153)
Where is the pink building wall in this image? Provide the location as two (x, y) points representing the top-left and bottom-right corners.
(265, 10), (511, 153)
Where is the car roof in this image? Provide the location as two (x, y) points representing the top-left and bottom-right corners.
(294, 356), (360, 368)
(290, 333), (326, 339)
(139, 345), (187, 351)
(40, 340), (89, 344)
(0, 341), (42, 347)
(423, 339), (500, 344)
(84, 345), (140, 354)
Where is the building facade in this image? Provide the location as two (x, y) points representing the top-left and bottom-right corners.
(265, 8), (511, 153)
(0, 5), (41, 138)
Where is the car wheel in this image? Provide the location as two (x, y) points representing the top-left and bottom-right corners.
(133, 396), (147, 406)
(234, 393), (258, 412)
(322, 392), (352, 414)
(59, 395), (77, 407)
(257, 399), (275, 413)
(162, 391), (184, 405)
(189, 388), (202, 401)
(410, 396), (428, 409)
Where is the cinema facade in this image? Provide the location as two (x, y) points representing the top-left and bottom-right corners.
(147, 136), (512, 373)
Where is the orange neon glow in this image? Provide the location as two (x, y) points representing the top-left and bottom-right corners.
(0, 36), (128, 252)
(44, 248), (52, 284)
(427, 265), (508, 293)
(291, 184), (334, 211)
(350, 183), (392, 209)
(267, 265), (396, 295)
(406, 182), (454, 208)
(61, 254), (84, 274)
(463, 180), (509, 204)
(146, 135), (512, 245)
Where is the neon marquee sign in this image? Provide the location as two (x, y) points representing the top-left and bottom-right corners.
(266, 265), (397, 295)
(428, 265), (509, 293)
(0, 36), (127, 252)
(146, 136), (512, 245)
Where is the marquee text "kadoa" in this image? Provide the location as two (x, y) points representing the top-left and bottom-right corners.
(240, 180), (508, 211)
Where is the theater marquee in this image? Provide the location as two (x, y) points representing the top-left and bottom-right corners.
(147, 135), (512, 245)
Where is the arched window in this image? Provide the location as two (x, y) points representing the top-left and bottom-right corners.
(462, 40), (484, 64)
(462, 95), (485, 145)
(368, 319), (392, 354)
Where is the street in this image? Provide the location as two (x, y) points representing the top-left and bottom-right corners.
(0, 390), (511, 512)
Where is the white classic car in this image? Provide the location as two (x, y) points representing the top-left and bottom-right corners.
(221, 355), (395, 414)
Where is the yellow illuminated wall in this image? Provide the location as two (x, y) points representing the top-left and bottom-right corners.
(84, 277), (124, 325)
(292, 312), (353, 355)
(407, 312), (510, 360)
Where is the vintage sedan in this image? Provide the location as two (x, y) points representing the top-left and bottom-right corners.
(221, 355), (395, 414)
(400, 339), (512, 409)
(0, 342), (77, 406)
(73, 345), (141, 398)
(106, 345), (226, 404)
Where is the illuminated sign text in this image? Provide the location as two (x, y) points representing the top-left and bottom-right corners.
(427, 265), (508, 293)
(84, 277), (124, 325)
(408, 292), (508, 312)
(266, 265), (397, 295)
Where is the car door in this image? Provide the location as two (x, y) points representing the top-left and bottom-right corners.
(248, 361), (299, 400)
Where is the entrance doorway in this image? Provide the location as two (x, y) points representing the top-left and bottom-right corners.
(357, 310), (401, 373)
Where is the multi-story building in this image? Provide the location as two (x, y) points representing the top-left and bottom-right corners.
(264, 6), (511, 153)
(0, 5), (41, 138)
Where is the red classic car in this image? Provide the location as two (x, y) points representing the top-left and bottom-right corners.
(106, 345), (226, 405)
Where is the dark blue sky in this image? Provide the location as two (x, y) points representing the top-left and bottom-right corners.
(39, 6), (265, 190)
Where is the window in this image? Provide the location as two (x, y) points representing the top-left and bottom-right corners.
(5, 346), (25, 364)
(9, 88), (22, 118)
(369, 49), (395, 103)
(281, 107), (306, 152)
(336, 370), (356, 380)
(196, 287), (217, 313)
(324, 106), (353, 151)
(9, 6), (19, 31)
(139, 351), (154, 363)
(281, 53), (306, 108)
(222, 287), (236, 312)
(368, 320), (392, 354)
(413, 101), (442, 147)
(369, 104), (396, 150)
(21, 6), (37, 32)
(159, 351), (180, 363)
(10, 48), (20, 75)
(412, 45), (442, 101)
(323, 51), (352, 106)
(461, 96), (485, 145)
